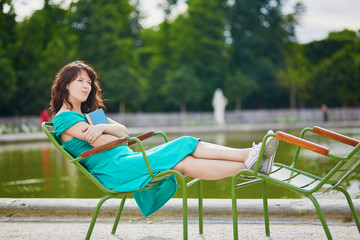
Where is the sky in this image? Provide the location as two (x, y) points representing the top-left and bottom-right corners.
(10, 0), (360, 44)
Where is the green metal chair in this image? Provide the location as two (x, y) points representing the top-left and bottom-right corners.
(41, 122), (203, 240)
(231, 126), (360, 240)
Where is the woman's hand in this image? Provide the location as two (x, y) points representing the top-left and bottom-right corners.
(80, 119), (128, 145)
(82, 124), (105, 144)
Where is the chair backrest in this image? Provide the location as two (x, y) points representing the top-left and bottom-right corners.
(310, 126), (360, 189)
(285, 126), (360, 191)
(41, 122), (119, 194)
(325, 146), (360, 187)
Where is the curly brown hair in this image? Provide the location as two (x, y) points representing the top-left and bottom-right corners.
(49, 61), (105, 117)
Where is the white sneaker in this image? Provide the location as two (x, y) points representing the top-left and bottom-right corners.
(263, 130), (279, 157)
(245, 142), (261, 170)
(259, 130), (279, 173)
(245, 130), (279, 172)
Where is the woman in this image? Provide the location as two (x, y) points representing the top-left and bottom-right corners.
(50, 61), (278, 216)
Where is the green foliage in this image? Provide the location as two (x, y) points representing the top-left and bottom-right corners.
(0, 0), (16, 47)
(224, 70), (257, 111)
(328, 29), (359, 41)
(163, 64), (202, 112)
(137, 27), (170, 112)
(0, 0), (359, 116)
(69, 0), (143, 112)
(0, 1), (17, 113)
(170, 0), (229, 111)
(277, 42), (310, 109)
(7, 3), (74, 116)
(0, 50), (16, 106)
(305, 30), (360, 107)
(69, 0), (134, 64)
(103, 65), (144, 112)
(304, 40), (349, 65)
(311, 43), (360, 106)
(303, 30), (358, 66)
(227, 0), (297, 108)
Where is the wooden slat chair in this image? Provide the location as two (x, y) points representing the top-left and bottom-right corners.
(231, 126), (360, 240)
(41, 122), (203, 240)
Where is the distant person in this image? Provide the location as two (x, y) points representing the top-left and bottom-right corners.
(48, 61), (279, 216)
(321, 104), (329, 122)
(39, 109), (49, 125)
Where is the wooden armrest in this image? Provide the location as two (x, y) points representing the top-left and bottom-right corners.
(81, 136), (130, 158)
(275, 131), (329, 156)
(313, 126), (359, 147)
(128, 130), (156, 146)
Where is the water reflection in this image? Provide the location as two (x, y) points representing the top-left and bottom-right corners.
(0, 129), (359, 199)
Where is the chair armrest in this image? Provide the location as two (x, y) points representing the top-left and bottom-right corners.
(275, 131), (329, 156)
(81, 136), (130, 158)
(313, 126), (359, 147)
(128, 130), (156, 146)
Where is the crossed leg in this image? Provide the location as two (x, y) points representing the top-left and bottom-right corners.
(172, 141), (250, 180)
(192, 141), (250, 162)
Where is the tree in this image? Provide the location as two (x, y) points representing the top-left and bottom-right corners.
(137, 0), (181, 112)
(0, 0), (16, 48)
(11, 1), (71, 115)
(303, 30), (360, 107)
(311, 43), (360, 106)
(0, 1), (16, 114)
(227, 0), (301, 108)
(103, 65), (144, 113)
(0, 43), (16, 110)
(138, 25), (173, 112)
(159, 0), (178, 61)
(169, 0), (229, 111)
(70, 0), (143, 112)
(138, 0), (229, 112)
(4, 0), (359, 115)
(277, 42), (309, 109)
(224, 70), (257, 111)
(163, 64), (202, 112)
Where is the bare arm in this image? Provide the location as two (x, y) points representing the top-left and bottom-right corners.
(107, 118), (128, 136)
(60, 119), (128, 148)
(82, 118), (128, 141)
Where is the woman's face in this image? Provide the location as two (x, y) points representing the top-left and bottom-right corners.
(66, 70), (92, 105)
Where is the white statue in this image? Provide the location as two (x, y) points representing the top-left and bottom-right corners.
(212, 88), (228, 125)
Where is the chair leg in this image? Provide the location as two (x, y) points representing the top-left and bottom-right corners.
(231, 176), (239, 240)
(86, 195), (113, 240)
(262, 180), (270, 236)
(178, 176), (188, 240)
(231, 177), (264, 240)
(198, 180), (204, 234)
(111, 194), (127, 234)
(334, 186), (360, 233)
(307, 194), (333, 240)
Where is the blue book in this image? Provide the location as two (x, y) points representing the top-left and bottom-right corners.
(85, 109), (109, 125)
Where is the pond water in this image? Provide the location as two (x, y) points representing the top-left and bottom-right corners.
(0, 128), (359, 199)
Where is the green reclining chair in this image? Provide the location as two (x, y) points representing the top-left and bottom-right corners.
(232, 126), (360, 240)
(42, 122), (203, 240)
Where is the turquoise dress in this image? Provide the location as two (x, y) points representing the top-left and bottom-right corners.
(52, 111), (200, 216)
